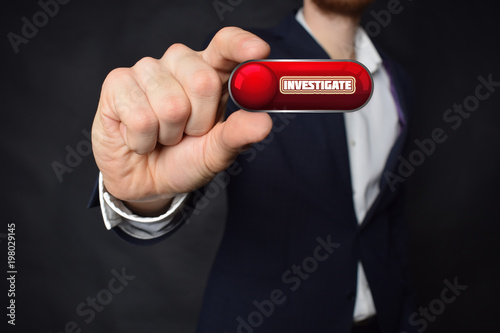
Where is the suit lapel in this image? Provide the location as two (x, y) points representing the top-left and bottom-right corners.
(361, 53), (411, 228)
(268, 13), (356, 203)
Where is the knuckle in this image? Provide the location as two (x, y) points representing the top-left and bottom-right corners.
(130, 112), (158, 134)
(132, 57), (161, 89)
(188, 69), (221, 98)
(216, 26), (238, 39)
(133, 56), (159, 72)
(102, 68), (137, 112)
(164, 43), (189, 58)
(104, 68), (132, 88)
(161, 96), (191, 124)
(211, 27), (232, 49)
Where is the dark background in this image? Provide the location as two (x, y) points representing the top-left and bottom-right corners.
(1, 0), (499, 332)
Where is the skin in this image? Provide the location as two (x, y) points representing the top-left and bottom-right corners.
(304, 0), (365, 60)
(91, 0), (371, 216)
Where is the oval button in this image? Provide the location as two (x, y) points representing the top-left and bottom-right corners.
(229, 60), (373, 112)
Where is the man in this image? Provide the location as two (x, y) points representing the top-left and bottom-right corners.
(91, 0), (416, 332)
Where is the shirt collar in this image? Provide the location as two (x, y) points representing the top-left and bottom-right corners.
(295, 8), (382, 73)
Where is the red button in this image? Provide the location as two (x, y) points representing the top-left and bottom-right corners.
(229, 60), (373, 112)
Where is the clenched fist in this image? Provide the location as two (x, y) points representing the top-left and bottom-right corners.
(91, 27), (273, 216)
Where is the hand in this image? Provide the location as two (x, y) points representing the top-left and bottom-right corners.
(91, 27), (273, 216)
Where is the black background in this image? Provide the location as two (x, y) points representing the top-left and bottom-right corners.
(1, 0), (499, 332)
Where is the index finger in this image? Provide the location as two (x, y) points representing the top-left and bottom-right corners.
(198, 27), (270, 83)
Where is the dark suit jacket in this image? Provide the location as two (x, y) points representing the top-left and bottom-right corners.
(91, 10), (416, 333)
(193, 13), (416, 333)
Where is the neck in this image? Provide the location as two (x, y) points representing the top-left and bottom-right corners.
(303, 0), (360, 60)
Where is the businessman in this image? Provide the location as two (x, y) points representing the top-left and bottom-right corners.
(91, 0), (416, 332)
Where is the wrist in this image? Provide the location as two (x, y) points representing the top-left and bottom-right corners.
(123, 198), (174, 217)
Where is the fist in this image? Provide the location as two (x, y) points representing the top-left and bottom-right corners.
(91, 27), (273, 215)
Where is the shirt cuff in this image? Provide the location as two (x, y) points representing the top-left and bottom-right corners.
(98, 173), (189, 239)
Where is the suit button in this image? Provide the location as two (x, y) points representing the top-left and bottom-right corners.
(347, 291), (356, 301)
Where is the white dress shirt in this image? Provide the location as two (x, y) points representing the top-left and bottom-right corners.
(98, 8), (400, 322)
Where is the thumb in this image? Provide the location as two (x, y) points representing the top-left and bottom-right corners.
(204, 110), (273, 172)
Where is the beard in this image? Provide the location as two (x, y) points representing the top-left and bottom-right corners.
(311, 0), (374, 16)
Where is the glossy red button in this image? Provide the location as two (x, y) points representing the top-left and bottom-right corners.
(229, 60), (373, 112)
